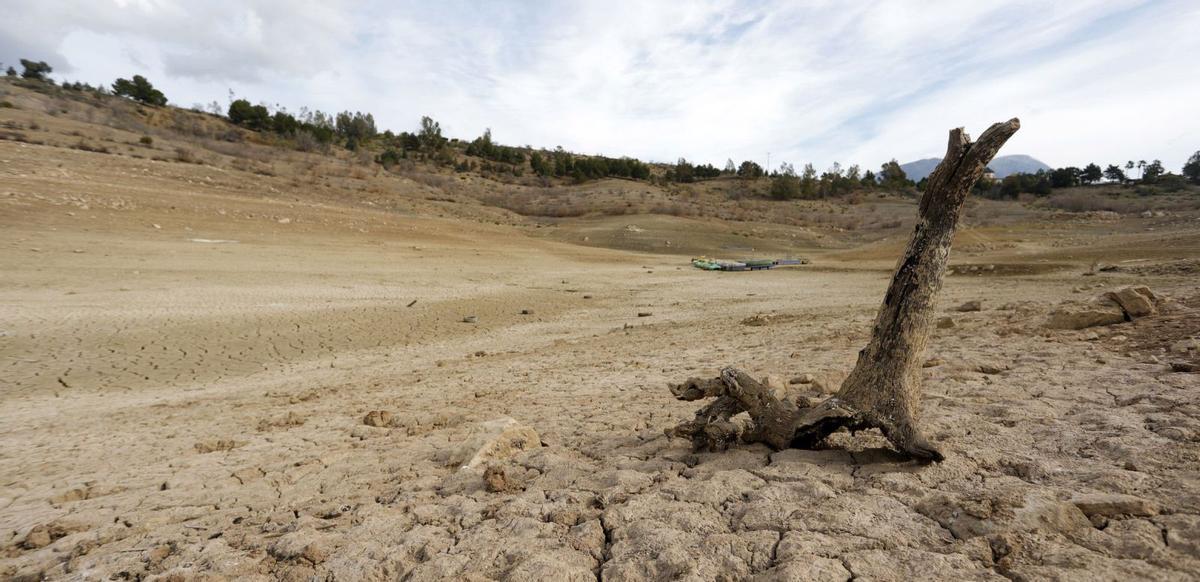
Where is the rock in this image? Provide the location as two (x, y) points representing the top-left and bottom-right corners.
(923, 357), (944, 368)
(637, 312), (653, 317)
(483, 464), (522, 493)
(1104, 286), (1157, 318)
(363, 410), (393, 427)
(1046, 300), (1126, 330)
(448, 417), (541, 469)
(520, 309), (533, 315)
(937, 316), (956, 329)
(1171, 362), (1199, 373)
(977, 363), (1005, 375)
(788, 374), (813, 385)
(462, 315), (478, 323)
(810, 371), (845, 395)
(269, 530), (334, 564)
(1071, 493), (1159, 518)
(21, 525), (54, 549)
(956, 300), (982, 312)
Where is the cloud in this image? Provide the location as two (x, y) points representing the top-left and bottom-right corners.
(3, 0), (1197, 171)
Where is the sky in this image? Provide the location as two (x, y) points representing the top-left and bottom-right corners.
(3, 0), (1198, 173)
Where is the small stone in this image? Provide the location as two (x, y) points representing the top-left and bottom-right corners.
(977, 363), (1004, 375)
(449, 417), (541, 469)
(810, 371), (845, 394)
(637, 312), (653, 317)
(923, 357), (944, 368)
(936, 316), (956, 329)
(462, 315), (478, 323)
(147, 543), (172, 563)
(788, 374), (813, 385)
(956, 300), (982, 312)
(21, 526), (53, 549)
(583, 295), (593, 299)
(520, 309), (533, 315)
(1171, 362), (1199, 373)
(483, 464), (522, 493)
(363, 410), (393, 427)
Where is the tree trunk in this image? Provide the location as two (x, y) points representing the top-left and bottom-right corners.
(667, 119), (1020, 461)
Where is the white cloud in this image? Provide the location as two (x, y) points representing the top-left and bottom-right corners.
(2, 0), (1197, 171)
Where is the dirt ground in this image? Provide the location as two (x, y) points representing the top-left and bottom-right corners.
(3, 130), (1200, 581)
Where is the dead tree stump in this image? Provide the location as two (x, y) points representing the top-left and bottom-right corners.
(667, 119), (1021, 461)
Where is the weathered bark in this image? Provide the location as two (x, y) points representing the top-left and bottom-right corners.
(668, 119), (1021, 461)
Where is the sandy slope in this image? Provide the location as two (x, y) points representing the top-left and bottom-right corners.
(2, 139), (1200, 581)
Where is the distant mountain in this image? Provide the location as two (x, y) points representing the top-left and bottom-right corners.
(900, 154), (1051, 181)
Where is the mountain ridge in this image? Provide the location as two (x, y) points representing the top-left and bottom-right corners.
(901, 154), (1051, 181)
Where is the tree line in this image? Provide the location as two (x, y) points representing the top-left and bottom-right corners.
(985, 156), (1199, 199)
(7, 57), (1199, 191)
